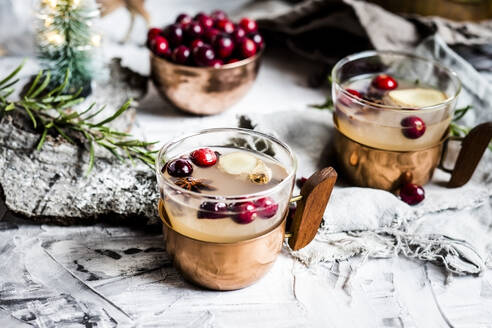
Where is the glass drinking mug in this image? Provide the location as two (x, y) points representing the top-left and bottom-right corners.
(331, 50), (492, 190)
(155, 128), (337, 290)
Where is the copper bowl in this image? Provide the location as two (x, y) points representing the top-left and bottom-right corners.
(150, 52), (262, 115)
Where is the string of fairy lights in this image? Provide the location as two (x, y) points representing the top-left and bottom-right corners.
(38, 0), (101, 49)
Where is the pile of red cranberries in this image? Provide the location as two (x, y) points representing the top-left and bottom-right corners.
(147, 11), (264, 67)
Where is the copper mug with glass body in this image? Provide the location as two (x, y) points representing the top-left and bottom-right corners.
(331, 51), (492, 191)
(156, 128), (337, 290)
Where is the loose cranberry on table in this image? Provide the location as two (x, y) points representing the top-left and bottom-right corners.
(175, 13), (192, 26)
(401, 116), (426, 139)
(232, 202), (257, 224)
(400, 183), (425, 205)
(197, 201), (228, 219)
(190, 148), (217, 167)
(296, 177), (308, 188)
(215, 18), (235, 34)
(193, 44), (216, 66)
(166, 159), (193, 177)
(239, 38), (257, 58)
(372, 74), (398, 90)
(163, 24), (184, 46)
(213, 35), (235, 59)
(255, 197), (278, 219)
(172, 45), (190, 65)
(152, 36), (171, 57)
(239, 17), (258, 33)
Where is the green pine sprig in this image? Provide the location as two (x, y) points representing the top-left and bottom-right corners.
(0, 62), (158, 174)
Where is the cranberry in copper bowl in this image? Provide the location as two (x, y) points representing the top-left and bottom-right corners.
(148, 10), (265, 115)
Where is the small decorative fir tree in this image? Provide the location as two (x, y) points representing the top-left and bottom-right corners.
(37, 0), (101, 95)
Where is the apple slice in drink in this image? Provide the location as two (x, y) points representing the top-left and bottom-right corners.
(385, 88), (447, 108)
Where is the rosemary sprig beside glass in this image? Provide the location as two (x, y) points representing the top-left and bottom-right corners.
(0, 62), (158, 173)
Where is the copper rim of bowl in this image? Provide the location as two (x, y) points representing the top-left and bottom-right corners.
(155, 127), (297, 202)
(150, 48), (264, 71)
(331, 50), (462, 113)
(159, 199), (288, 246)
(335, 127), (448, 153)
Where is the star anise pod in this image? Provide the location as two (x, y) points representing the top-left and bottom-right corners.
(174, 177), (216, 193)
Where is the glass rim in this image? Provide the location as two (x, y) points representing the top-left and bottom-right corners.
(331, 50), (462, 113)
(155, 127), (298, 202)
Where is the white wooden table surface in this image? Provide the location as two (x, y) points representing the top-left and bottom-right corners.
(1, 1), (491, 327)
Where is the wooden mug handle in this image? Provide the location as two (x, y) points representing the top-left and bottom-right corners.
(288, 167), (337, 251)
(440, 122), (492, 188)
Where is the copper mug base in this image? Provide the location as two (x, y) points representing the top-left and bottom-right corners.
(333, 122), (492, 191)
(333, 131), (443, 191)
(159, 200), (285, 291)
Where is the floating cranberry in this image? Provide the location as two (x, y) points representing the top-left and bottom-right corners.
(147, 28), (162, 42)
(249, 32), (264, 49)
(232, 202), (257, 224)
(213, 35), (234, 59)
(175, 13), (192, 26)
(152, 36), (171, 57)
(163, 24), (184, 46)
(203, 28), (220, 44)
(401, 116), (426, 139)
(197, 201), (228, 219)
(339, 89), (362, 106)
(372, 74), (398, 90)
(172, 45), (190, 65)
(190, 39), (204, 51)
(193, 44), (216, 66)
(167, 159), (193, 177)
(400, 183), (425, 205)
(190, 148), (217, 167)
(211, 10), (227, 21)
(346, 89), (361, 98)
(186, 21), (204, 39)
(210, 59), (223, 68)
(232, 27), (246, 42)
(296, 177), (308, 189)
(227, 58), (240, 64)
(196, 14), (214, 29)
(239, 17), (258, 33)
(215, 18), (235, 34)
(255, 197), (278, 219)
(239, 38), (257, 58)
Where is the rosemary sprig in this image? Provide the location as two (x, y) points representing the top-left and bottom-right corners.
(0, 62), (158, 174)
